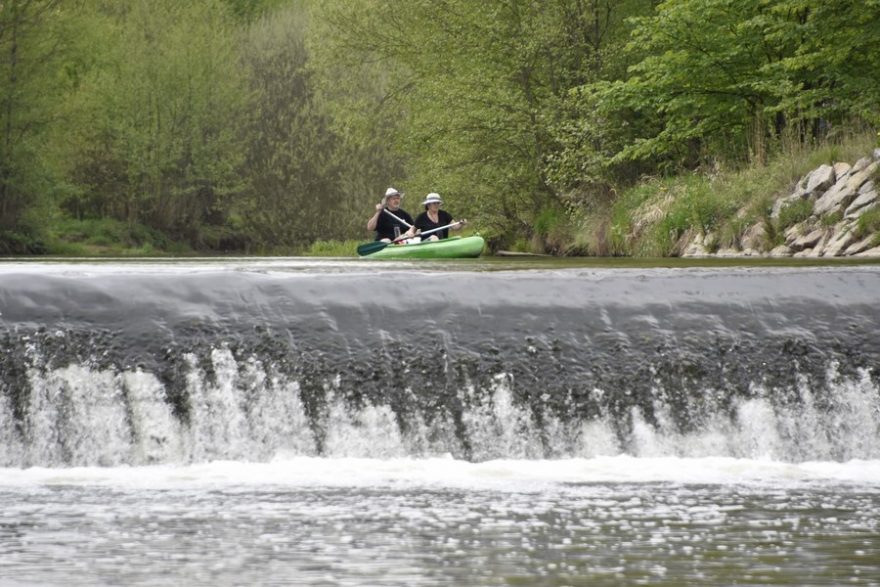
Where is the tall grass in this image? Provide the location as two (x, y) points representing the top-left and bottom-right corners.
(43, 218), (189, 256)
(303, 240), (361, 256)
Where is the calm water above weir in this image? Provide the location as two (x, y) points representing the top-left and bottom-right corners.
(1, 258), (879, 586)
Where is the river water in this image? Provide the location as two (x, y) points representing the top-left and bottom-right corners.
(1, 258), (879, 586)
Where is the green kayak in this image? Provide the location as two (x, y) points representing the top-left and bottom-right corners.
(360, 236), (484, 259)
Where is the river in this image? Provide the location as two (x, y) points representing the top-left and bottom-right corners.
(1, 258), (878, 586)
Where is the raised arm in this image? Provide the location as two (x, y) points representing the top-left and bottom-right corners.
(366, 201), (384, 231)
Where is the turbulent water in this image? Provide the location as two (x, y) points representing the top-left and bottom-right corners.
(1, 258), (879, 586)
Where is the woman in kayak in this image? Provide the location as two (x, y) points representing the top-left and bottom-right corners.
(367, 187), (417, 242)
(414, 193), (467, 240)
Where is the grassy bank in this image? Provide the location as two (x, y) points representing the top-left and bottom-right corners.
(11, 133), (878, 259)
(573, 131), (880, 257)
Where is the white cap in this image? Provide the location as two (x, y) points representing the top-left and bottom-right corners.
(385, 187), (402, 198)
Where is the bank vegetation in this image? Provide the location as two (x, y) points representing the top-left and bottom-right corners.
(1, 0), (878, 256)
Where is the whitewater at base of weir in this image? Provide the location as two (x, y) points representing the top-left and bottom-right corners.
(1, 259), (879, 585)
(2, 458), (879, 586)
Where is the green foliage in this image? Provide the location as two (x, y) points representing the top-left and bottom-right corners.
(559, 0), (880, 189)
(776, 199), (813, 232)
(2, 0), (878, 257)
(312, 0), (650, 245)
(45, 217), (176, 252)
(33, 214), (200, 256)
(821, 210), (843, 227)
(61, 0), (247, 246)
(855, 207), (880, 245)
(302, 239), (360, 257)
(0, 1), (69, 234)
(236, 7), (349, 249)
(0, 229), (47, 255)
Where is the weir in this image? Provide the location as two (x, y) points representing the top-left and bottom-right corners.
(1, 263), (879, 467)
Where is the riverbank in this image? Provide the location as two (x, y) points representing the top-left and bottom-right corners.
(9, 135), (879, 259)
(568, 133), (880, 259)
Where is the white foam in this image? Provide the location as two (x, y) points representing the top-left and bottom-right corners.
(2, 455), (879, 493)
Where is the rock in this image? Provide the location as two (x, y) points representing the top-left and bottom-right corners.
(769, 244), (793, 257)
(807, 232), (830, 257)
(784, 222), (813, 243)
(771, 194), (801, 219)
(714, 247), (740, 257)
(844, 187), (878, 218)
(740, 223), (767, 250)
(801, 164), (836, 198)
(847, 161), (878, 192)
(821, 222), (857, 257)
(844, 235), (876, 256)
(856, 245), (880, 257)
(833, 162), (852, 178)
(874, 147), (880, 161)
(774, 165), (836, 218)
(790, 228), (825, 251)
(851, 157), (873, 174)
(845, 201), (877, 220)
(682, 241), (709, 257)
(813, 172), (858, 215)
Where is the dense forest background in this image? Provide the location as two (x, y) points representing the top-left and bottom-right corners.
(1, 0), (878, 255)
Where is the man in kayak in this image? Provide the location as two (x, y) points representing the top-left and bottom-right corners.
(367, 187), (417, 242)
(414, 193), (467, 240)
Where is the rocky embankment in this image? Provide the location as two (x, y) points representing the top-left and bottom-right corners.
(684, 148), (880, 258)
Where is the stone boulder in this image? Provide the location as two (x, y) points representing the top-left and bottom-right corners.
(740, 223), (767, 251)
(771, 164), (835, 219)
(856, 245), (880, 257)
(769, 244), (793, 257)
(844, 181), (877, 218)
(814, 161), (878, 216)
(821, 221), (857, 257)
(799, 164), (836, 198)
(785, 224), (825, 253)
(844, 236), (876, 256)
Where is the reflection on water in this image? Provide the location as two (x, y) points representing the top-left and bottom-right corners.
(1, 478), (878, 586)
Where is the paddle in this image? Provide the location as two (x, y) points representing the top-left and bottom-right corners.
(382, 208), (415, 228)
(357, 220), (465, 256)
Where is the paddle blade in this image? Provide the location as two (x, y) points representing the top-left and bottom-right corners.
(356, 240), (388, 256)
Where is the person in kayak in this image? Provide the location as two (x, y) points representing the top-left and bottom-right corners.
(414, 193), (467, 240)
(367, 187), (417, 242)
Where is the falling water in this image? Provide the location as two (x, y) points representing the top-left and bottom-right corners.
(1, 259), (879, 586)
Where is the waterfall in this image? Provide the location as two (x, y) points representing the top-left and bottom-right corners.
(2, 263), (879, 466)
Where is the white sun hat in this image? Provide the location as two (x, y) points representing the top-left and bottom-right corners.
(385, 187), (403, 198)
(421, 192), (443, 206)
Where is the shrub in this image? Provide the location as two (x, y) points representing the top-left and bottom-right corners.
(303, 240), (361, 256)
(855, 207), (880, 243)
(820, 210), (843, 227)
(776, 199), (813, 231)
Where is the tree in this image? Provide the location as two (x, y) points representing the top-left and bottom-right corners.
(313, 0), (649, 247)
(237, 6), (346, 249)
(0, 0), (64, 251)
(62, 0), (247, 246)
(562, 0), (880, 182)
(768, 0), (880, 129)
